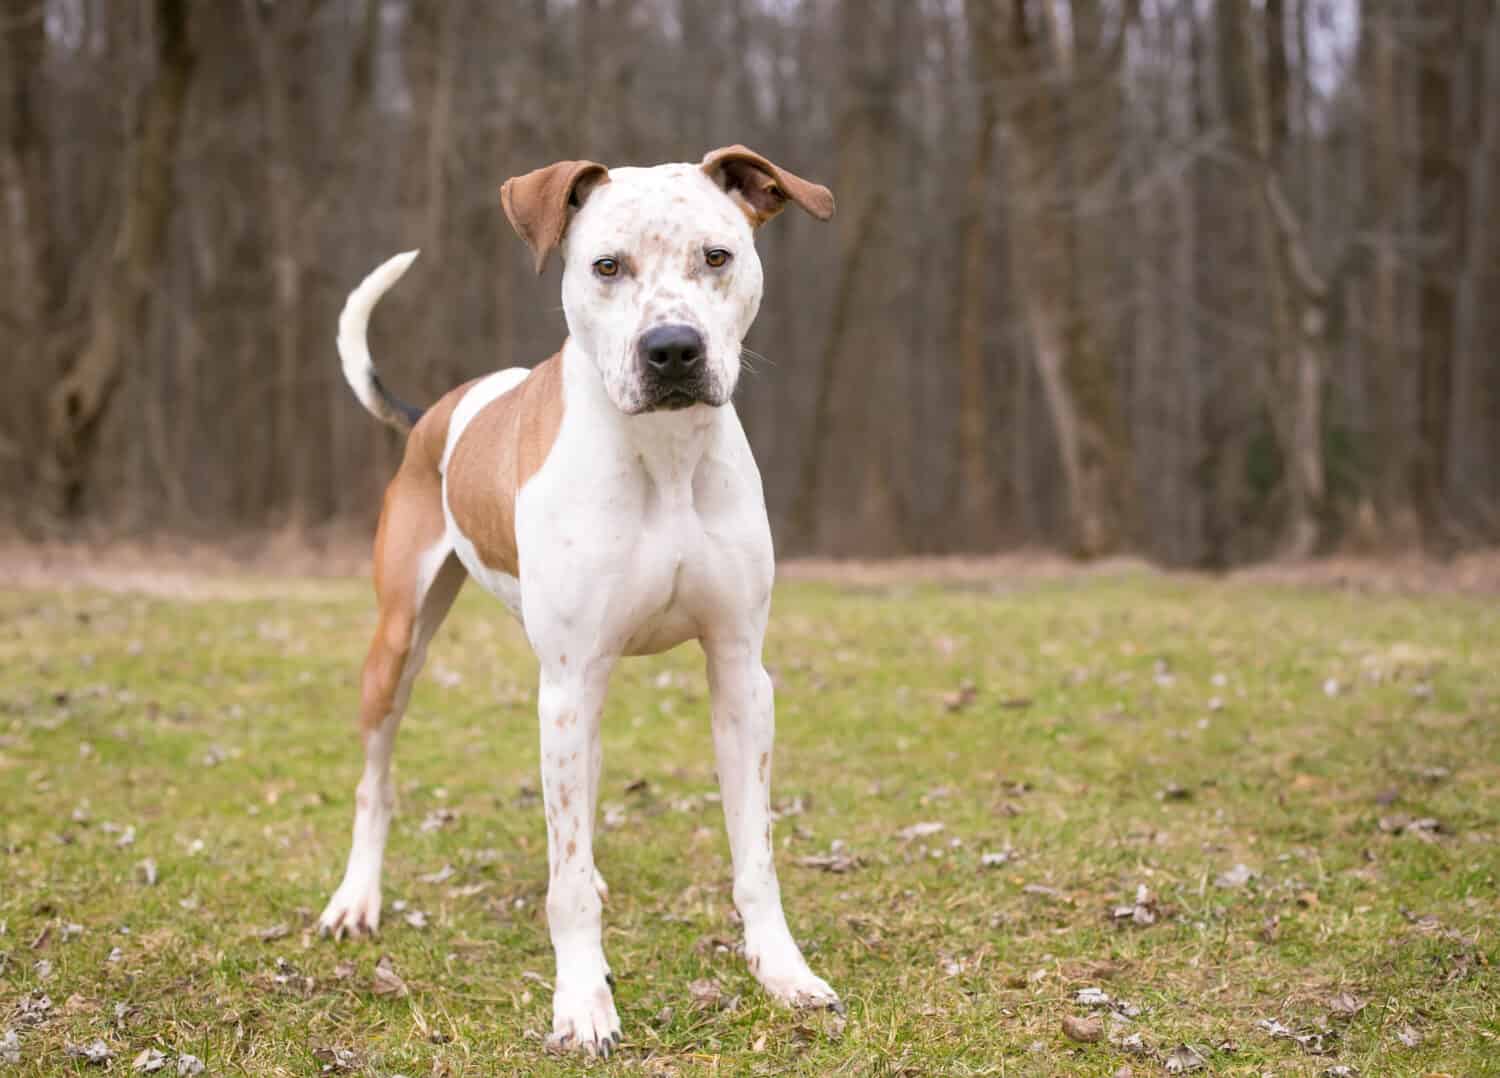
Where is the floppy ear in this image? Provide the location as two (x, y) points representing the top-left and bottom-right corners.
(700, 145), (835, 227)
(500, 160), (610, 274)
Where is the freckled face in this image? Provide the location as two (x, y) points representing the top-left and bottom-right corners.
(560, 164), (764, 415)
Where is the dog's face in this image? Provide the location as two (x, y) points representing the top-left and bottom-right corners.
(502, 147), (834, 415)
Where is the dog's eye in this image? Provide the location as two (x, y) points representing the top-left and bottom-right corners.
(593, 257), (620, 279)
(705, 248), (732, 269)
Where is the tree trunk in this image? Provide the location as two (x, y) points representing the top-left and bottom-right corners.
(1413, 7), (1460, 549)
(950, 0), (1003, 543)
(1448, 2), (1500, 533)
(1232, 0), (1328, 557)
(41, 0), (195, 520)
(996, 0), (1129, 557)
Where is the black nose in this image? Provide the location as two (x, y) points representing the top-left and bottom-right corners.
(639, 324), (705, 379)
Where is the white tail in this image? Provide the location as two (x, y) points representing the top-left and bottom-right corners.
(337, 250), (423, 431)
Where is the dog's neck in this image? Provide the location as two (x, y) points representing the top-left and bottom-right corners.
(562, 337), (732, 506)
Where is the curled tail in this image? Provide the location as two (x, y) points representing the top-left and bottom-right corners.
(337, 250), (425, 432)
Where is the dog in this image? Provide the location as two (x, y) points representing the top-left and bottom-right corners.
(320, 147), (837, 1056)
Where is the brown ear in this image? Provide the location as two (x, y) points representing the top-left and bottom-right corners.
(700, 145), (835, 227)
(500, 160), (610, 274)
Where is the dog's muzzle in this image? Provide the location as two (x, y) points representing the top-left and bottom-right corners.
(636, 323), (716, 411)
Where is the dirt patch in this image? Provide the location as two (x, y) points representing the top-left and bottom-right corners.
(3, 531), (1498, 598)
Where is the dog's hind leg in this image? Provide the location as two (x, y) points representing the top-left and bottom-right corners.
(319, 460), (466, 939)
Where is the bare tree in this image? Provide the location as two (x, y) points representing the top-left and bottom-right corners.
(39, 0), (195, 519)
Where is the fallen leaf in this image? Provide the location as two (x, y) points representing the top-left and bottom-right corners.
(1158, 782), (1192, 801)
(1111, 884), (1160, 926)
(67, 1039), (113, 1065)
(1, 1030), (19, 1065)
(419, 809), (456, 833)
(942, 680), (977, 712)
(1256, 1017), (1335, 1054)
(1164, 1044), (1208, 1072)
(688, 978), (727, 1010)
(795, 852), (863, 873)
(17, 993), (52, 1025)
(981, 848), (1015, 868)
(1327, 992), (1365, 1019)
(371, 955), (408, 997)
(1061, 1015), (1103, 1042)
(897, 821), (945, 841)
(1395, 1025), (1422, 1048)
(1322, 1067), (1357, 1078)
(1075, 986), (1111, 1007)
(1214, 863), (1257, 889)
(403, 910), (429, 929)
(256, 923), (289, 942)
(417, 864), (454, 885)
(133, 1049), (167, 1072)
(176, 1053), (205, 1075)
(311, 1046), (359, 1073)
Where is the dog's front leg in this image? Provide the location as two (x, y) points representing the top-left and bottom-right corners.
(705, 639), (840, 1010)
(538, 659), (621, 1057)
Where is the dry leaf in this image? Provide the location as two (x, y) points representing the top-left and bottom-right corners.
(371, 955), (408, 997)
(897, 821), (945, 841)
(688, 978), (724, 1009)
(1327, 992), (1365, 1019)
(1214, 863), (1256, 889)
(1061, 1015), (1103, 1042)
(177, 1054), (206, 1075)
(417, 864), (454, 885)
(67, 1039), (113, 1065)
(1164, 1044), (1208, 1073)
(795, 852), (863, 873)
(942, 680), (977, 711)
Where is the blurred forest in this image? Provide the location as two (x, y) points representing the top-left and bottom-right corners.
(1, 0), (1497, 565)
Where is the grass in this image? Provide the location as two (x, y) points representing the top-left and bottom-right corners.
(1, 570), (1497, 1075)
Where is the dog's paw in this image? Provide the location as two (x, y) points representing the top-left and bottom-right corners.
(546, 980), (622, 1059)
(317, 881), (382, 940)
(748, 951), (841, 1011)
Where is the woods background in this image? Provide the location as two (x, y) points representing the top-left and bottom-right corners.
(1, 0), (1496, 565)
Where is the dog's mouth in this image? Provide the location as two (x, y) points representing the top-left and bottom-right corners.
(636, 377), (725, 413)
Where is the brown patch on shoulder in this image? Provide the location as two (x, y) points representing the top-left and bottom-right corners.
(445, 351), (566, 577)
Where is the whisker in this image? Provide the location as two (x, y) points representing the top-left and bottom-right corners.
(740, 346), (777, 370)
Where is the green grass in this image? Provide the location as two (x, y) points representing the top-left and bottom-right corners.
(1, 572), (1497, 1075)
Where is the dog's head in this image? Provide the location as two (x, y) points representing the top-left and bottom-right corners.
(501, 147), (834, 415)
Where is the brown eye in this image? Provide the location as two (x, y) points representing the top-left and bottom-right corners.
(705, 248), (732, 269)
(593, 257), (620, 278)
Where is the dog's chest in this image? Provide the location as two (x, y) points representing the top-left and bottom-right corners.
(461, 417), (771, 658)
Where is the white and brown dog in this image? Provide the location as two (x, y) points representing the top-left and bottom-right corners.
(320, 147), (837, 1056)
